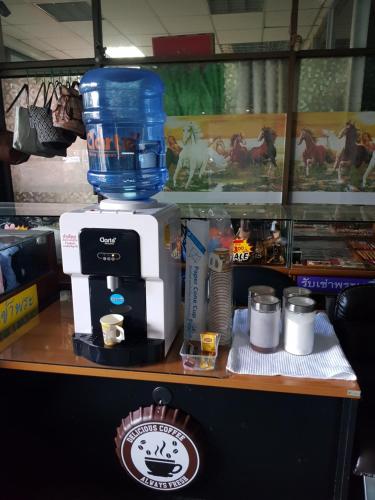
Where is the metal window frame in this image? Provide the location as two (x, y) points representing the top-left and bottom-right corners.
(0, 0), (374, 203)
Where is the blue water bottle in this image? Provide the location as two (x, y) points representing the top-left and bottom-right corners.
(80, 67), (167, 200)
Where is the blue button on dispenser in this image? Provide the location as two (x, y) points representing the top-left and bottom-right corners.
(110, 293), (125, 305)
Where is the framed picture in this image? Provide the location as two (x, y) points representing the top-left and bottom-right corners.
(291, 112), (375, 204)
(156, 113), (286, 203)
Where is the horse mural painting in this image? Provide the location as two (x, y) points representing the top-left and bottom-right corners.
(298, 128), (334, 176)
(333, 121), (371, 184)
(172, 122), (209, 189)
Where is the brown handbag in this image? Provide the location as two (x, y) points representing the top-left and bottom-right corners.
(0, 129), (30, 165)
(52, 82), (86, 139)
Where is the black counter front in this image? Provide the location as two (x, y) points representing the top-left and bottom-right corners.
(0, 299), (360, 500)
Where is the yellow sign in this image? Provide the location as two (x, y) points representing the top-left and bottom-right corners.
(233, 238), (253, 263)
(0, 284), (39, 337)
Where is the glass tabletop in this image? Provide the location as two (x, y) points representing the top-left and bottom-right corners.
(0, 202), (374, 222)
(0, 292), (229, 380)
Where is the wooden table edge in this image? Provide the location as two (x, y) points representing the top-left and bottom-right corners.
(0, 359), (361, 399)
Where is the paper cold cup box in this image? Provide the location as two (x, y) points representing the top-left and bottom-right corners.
(184, 219), (209, 341)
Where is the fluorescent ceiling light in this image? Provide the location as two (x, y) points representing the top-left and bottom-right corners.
(106, 46), (145, 58)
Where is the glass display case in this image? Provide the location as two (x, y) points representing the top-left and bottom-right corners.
(288, 205), (375, 274)
(0, 230), (55, 295)
(0, 203), (87, 264)
(292, 221), (375, 270)
(179, 204), (375, 290)
(180, 203), (291, 268)
(0, 228), (59, 347)
(0, 229), (59, 350)
(0, 202), (374, 282)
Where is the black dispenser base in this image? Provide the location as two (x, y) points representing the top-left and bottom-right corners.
(73, 333), (165, 367)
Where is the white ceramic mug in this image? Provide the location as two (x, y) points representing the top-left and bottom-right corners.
(100, 314), (125, 347)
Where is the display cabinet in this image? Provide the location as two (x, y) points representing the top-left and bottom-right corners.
(1, 203), (375, 287)
(0, 230), (55, 294)
(0, 228), (59, 348)
(179, 204), (375, 294)
(288, 205), (375, 272)
(179, 203), (291, 269)
(180, 203), (375, 270)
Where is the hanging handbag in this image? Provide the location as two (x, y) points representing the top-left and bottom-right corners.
(13, 105), (63, 157)
(9, 83), (53, 157)
(0, 83), (31, 164)
(9, 84), (66, 158)
(29, 82), (76, 148)
(52, 82), (86, 139)
(0, 129), (30, 165)
(9, 84), (51, 157)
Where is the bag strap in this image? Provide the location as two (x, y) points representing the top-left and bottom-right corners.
(33, 81), (47, 106)
(6, 83), (29, 113)
(44, 82), (55, 105)
(46, 81), (61, 109)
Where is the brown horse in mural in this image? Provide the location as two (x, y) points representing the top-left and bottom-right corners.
(249, 127), (277, 174)
(229, 133), (250, 167)
(298, 128), (334, 177)
(229, 128), (278, 174)
(333, 121), (371, 184)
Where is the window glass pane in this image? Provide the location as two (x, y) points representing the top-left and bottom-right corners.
(2, 77), (96, 204)
(154, 60), (288, 115)
(148, 60), (288, 204)
(297, 0), (375, 50)
(3, 60), (288, 204)
(297, 57), (350, 112)
(101, 0), (292, 58)
(291, 57), (375, 205)
(0, 1), (93, 61)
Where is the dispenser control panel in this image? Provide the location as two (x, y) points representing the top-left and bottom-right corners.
(79, 228), (141, 277)
(97, 252), (121, 261)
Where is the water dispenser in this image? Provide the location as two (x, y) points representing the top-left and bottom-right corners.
(60, 68), (181, 366)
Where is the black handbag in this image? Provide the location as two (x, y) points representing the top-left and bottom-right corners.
(29, 82), (76, 148)
(9, 83), (67, 158)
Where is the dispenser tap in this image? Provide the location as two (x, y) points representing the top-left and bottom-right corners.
(107, 275), (119, 292)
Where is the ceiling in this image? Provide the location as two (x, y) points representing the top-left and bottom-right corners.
(0, 0), (343, 61)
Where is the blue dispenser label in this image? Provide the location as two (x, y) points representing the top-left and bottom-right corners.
(110, 293), (125, 305)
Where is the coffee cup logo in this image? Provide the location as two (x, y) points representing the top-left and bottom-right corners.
(145, 457), (182, 477)
(116, 405), (200, 492)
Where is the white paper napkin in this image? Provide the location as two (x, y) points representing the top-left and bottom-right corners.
(227, 309), (356, 380)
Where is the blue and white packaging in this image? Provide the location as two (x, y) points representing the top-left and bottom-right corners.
(184, 219), (209, 340)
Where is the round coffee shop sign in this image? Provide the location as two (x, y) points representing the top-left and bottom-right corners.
(115, 405), (200, 491)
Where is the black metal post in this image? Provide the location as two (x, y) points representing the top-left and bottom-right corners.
(282, 0), (299, 205)
(92, 0), (105, 66)
(0, 74), (14, 202)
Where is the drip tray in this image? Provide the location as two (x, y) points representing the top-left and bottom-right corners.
(73, 333), (165, 367)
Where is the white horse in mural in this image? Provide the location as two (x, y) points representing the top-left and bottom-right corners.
(173, 122), (209, 189)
